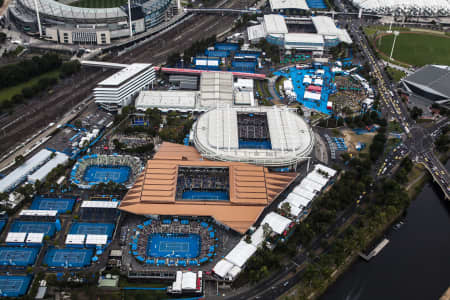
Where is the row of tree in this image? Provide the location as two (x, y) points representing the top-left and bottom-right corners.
(0, 54), (61, 89)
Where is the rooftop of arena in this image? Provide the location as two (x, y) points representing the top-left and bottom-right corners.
(192, 106), (315, 167)
(119, 143), (298, 234)
(17, 0), (127, 22)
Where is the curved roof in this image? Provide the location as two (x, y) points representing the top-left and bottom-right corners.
(119, 143), (298, 234)
(18, 0), (127, 22)
(192, 106), (314, 167)
(350, 0), (450, 16)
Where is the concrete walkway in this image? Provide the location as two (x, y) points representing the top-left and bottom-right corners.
(383, 60), (413, 75)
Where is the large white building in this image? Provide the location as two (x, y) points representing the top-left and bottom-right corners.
(94, 63), (155, 111)
(192, 106), (314, 167)
(134, 71), (256, 112)
(248, 15), (352, 54)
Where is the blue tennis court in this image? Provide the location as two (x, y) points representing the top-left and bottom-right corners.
(239, 139), (272, 149)
(148, 233), (200, 259)
(307, 0), (327, 8)
(30, 196), (75, 213)
(44, 248), (93, 268)
(83, 166), (130, 184)
(182, 191), (229, 201)
(0, 275), (32, 297)
(0, 247), (39, 266)
(10, 221), (56, 237)
(69, 222), (114, 238)
(215, 43), (239, 51)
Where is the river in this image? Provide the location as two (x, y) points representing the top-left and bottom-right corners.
(321, 178), (450, 300)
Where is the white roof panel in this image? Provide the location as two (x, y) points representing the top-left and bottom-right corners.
(135, 91), (198, 111)
(269, 0), (309, 10)
(293, 185), (316, 200)
(0, 149), (52, 193)
(81, 201), (119, 208)
(314, 164), (337, 177)
(19, 210), (58, 217)
(225, 240), (257, 268)
(28, 152), (69, 183)
(250, 226), (265, 247)
(278, 199), (303, 216)
(181, 272), (197, 290)
(227, 266), (242, 279)
(304, 90), (321, 100)
(247, 24), (267, 41)
(213, 259), (234, 278)
(85, 234), (108, 245)
(262, 212), (291, 235)
(6, 232), (27, 243)
(65, 234), (86, 245)
(284, 33), (324, 44)
(26, 233), (44, 244)
(98, 64), (152, 86)
(264, 15), (288, 34)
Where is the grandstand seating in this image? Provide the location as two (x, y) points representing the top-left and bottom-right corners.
(71, 154), (142, 189)
(130, 218), (218, 267)
(175, 167), (229, 201)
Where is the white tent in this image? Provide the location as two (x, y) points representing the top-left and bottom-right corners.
(303, 91), (321, 101)
(85, 234), (108, 246)
(225, 240), (257, 268)
(315, 164), (337, 177)
(26, 233), (44, 244)
(6, 232), (27, 243)
(181, 272), (197, 290)
(213, 259), (235, 278)
(65, 234), (86, 245)
(286, 192), (311, 208)
(250, 226), (265, 248)
(227, 266), (242, 280)
(292, 185), (316, 201)
(262, 212), (292, 235)
(278, 199), (303, 217)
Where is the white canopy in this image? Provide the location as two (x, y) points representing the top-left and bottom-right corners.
(304, 91), (321, 101)
(262, 212), (291, 235)
(181, 272), (197, 290)
(85, 234), (108, 245)
(26, 233), (44, 244)
(6, 232), (27, 243)
(65, 234), (86, 245)
(213, 259), (234, 278)
(225, 240), (257, 268)
(250, 226), (265, 248)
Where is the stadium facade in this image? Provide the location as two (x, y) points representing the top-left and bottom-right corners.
(119, 142), (298, 234)
(8, 0), (180, 44)
(192, 106), (315, 167)
(247, 15), (352, 55)
(401, 65), (450, 104)
(349, 0), (450, 17)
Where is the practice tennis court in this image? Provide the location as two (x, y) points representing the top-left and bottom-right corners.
(0, 247), (39, 266)
(0, 275), (32, 297)
(44, 248), (93, 268)
(69, 222), (115, 238)
(10, 221), (56, 237)
(148, 233), (200, 259)
(83, 166), (130, 184)
(30, 196), (75, 213)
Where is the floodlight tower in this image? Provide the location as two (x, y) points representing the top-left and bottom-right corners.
(389, 30), (399, 61)
(33, 0), (43, 37)
(128, 0), (133, 38)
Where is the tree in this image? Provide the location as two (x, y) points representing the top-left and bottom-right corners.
(281, 202), (291, 215)
(0, 32), (6, 44)
(15, 155), (25, 166)
(262, 223), (272, 239)
(60, 60), (81, 78)
(74, 119), (82, 128)
(244, 234), (252, 244)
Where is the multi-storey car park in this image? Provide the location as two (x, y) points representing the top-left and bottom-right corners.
(8, 0), (180, 44)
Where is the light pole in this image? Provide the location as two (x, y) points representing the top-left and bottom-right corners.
(33, 0), (43, 37)
(389, 31), (399, 62)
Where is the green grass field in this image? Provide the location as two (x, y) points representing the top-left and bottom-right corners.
(377, 33), (450, 66)
(0, 70), (60, 103)
(70, 0), (126, 8)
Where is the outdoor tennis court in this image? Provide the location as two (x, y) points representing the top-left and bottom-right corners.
(0, 275), (32, 297)
(30, 196), (75, 213)
(0, 247), (39, 266)
(148, 233), (200, 259)
(44, 248), (93, 268)
(83, 166), (130, 184)
(69, 222), (115, 238)
(10, 221), (56, 237)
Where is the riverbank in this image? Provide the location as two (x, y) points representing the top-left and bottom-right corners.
(281, 162), (425, 300)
